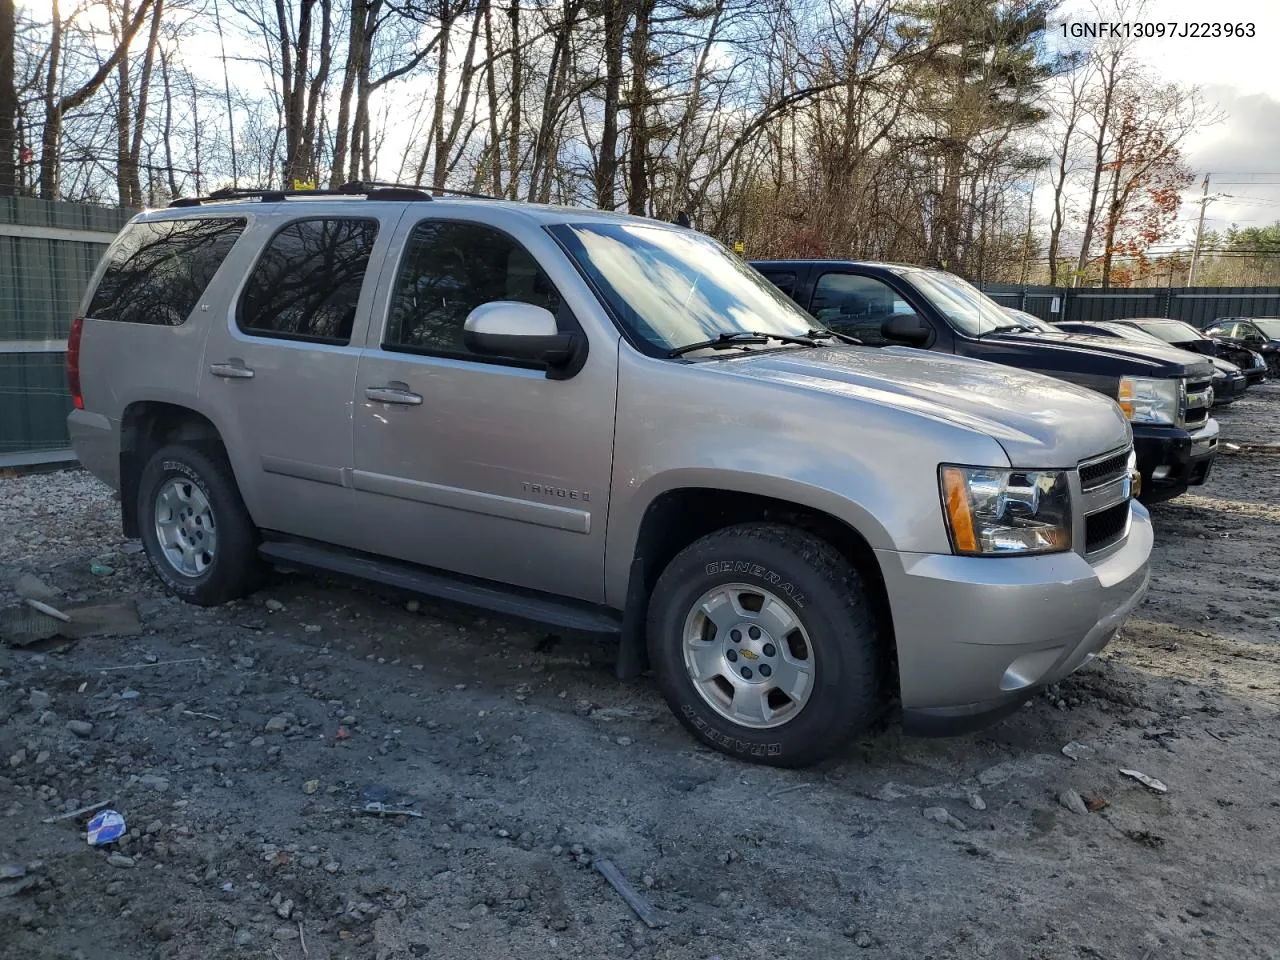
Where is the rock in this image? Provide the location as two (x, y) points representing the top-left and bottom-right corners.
(265, 599), (285, 612)
(1062, 741), (1092, 761)
(923, 806), (961, 827)
(120, 689), (140, 700)
(273, 925), (300, 941)
(34, 751), (48, 765)
(968, 794), (987, 811)
(616, 737), (632, 746)
(234, 929), (253, 946)
(26, 690), (51, 712)
(146, 820), (163, 835)
(0, 864), (25, 880)
(324, 861), (341, 874)
(303, 624), (321, 634)
(249, 737), (266, 748)
(15, 573), (59, 600)
(264, 715), (289, 733)
(139, 774), (170, 792)
(854, 931), (873, 948)
(9, 749), (25, 768)
(302, 779), (320, 795)
(300, 856), (319, 869)
(1058, 789), (1089, 815)
(276, 898), (294, 919)
(107, 854), (135, 868)
(66, 720), (94, 738)
(405, 600), (420, 613)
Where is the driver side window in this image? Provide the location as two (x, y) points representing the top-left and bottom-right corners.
(811, 273), (913, 346)
(384, 220), (561, 358)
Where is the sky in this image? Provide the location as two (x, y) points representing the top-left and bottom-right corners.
(1050, 0), (1280, 246)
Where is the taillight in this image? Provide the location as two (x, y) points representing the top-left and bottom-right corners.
(67, 316), (84, 410)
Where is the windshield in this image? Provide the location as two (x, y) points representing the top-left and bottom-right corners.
(1251, 318), (1280, 338)
(549, 222), (820, 353)
(898, 269), (1014, 337)
(1107, 325), (1169, 346)
(1131, 320), (1204, 343)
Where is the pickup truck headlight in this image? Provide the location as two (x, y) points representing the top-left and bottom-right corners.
(1117, 376), (1180, 425)
(940, 466), (1072, 555)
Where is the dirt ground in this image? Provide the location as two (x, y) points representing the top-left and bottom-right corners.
(2, 390), (1280, 960)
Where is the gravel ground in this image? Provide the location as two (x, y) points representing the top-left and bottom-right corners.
(2, 390), (1280, 960)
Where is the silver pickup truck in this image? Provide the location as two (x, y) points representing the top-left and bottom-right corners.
(66, 185), (1152, 765)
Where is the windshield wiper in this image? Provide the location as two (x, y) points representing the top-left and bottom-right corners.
(982, 323), (1029, 336)
(667, 330), (817, 358)
(808, 328), (862, 345)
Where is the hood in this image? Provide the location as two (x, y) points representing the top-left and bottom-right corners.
(995, 330), (1215, 378)
(703, 346), (1132, 467)
(1210, 355), (1242, 375)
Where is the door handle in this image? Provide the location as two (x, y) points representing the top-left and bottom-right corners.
(209, 359), (255, 379)
(365, 382), (423, 406)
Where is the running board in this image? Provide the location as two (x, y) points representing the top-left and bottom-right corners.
(258, 539), (622, 636)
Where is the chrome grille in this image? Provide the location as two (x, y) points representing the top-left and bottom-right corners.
(1184, 377), (1213, 426)
(1079, 450), (1128, 491)
(1078, 446), (1134, 556)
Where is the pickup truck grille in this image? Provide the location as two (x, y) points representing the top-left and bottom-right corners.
(1078, 446), (1134, 555)
(1184, 377), (1213, 427)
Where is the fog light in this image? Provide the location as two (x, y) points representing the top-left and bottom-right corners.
(1152, 466), (1171, 481)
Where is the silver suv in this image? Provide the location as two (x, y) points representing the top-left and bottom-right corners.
(66, 185), (1152, 766)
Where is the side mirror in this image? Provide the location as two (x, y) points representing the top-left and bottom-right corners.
(881, 312), (931, 347)
(463, 301), (580, 368)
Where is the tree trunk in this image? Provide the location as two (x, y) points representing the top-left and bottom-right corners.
(595, 0), (624, 209)
(627, 0), (655, 216)
(1077, 52), (1120, 281)
(482, 0), (502, 195)
(114, 0), (134, 206)
(0, 0), (17, 196)
(507, 0), (521, 199)
(38, 0), (63, 199)
(427, 9), (451, 188)
(330, 0), (366, 187)
(435, 2), (484, 189)
(160, 48), (177, 198)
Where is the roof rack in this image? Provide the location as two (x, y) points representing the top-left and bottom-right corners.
(341, 180), (500, 201)
(167, 182), (435, 208)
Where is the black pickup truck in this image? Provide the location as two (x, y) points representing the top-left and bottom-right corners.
(752, 260), (1218, 502)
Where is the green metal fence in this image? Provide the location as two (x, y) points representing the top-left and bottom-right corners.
(0, 198), (134, 462)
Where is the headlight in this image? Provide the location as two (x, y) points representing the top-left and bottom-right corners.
(940, 466), (1072, 555)
(1117, 376), (1179, 425)
(1253, 353), (1266, 369)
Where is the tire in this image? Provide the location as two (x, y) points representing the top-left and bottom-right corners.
(647, 523), (884, 767)
(137, 443), (263, 606)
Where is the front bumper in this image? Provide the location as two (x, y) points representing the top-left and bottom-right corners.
(1132, 418), (1218, 503)
(1213, 373), (1247, 404)
(877, 504), (1153, 736)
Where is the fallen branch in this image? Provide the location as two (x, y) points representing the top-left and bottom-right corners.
(592, 857), (662, 929)
(95, 657), (206, 672)
(41, 799), (109, 823)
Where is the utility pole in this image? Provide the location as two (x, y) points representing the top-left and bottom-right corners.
(1188, 173), (1210, 286)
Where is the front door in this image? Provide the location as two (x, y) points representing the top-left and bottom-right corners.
(348, 216), (617, 602)
(199, 214), (392, 545)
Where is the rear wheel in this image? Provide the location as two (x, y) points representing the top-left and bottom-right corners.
(137, 443), (263, 605)
(647, 523), (884, 767)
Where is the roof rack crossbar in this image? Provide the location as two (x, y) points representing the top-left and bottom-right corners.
(340, 180), (499, 201)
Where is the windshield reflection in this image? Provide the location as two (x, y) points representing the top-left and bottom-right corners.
(899, 269), (1012, 337)
(551, 222), (820, 353)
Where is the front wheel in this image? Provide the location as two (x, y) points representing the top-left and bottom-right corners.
(137, 443), (263, 605)
(647, 523), (885, 767)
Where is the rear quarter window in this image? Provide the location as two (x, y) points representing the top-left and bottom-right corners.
(87, 218), (246, 325)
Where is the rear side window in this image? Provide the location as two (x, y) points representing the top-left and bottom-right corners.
(384, 220), (561, 357)
(239, 218), (379, 344)
(87, 218), (245, 325)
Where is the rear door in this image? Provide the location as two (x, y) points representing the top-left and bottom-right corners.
(347, 214), (617, 602)
(199, 212), (397, 545)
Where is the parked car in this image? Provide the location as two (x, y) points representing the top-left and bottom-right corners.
(1053, 320), (1247, 406)
(1109, 317), (1268, 385)
(751, 260), (1217, 502)
(1203, 318), (1280, 376)
(67, 187), (1152, 767)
